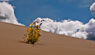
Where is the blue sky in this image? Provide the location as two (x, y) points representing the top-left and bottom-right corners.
(9, 0), (95, 25)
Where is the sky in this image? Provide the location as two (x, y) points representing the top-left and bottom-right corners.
(0, 0), (95, 40)
(7, 0), (95, 25)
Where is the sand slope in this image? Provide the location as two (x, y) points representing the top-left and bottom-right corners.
(0, 22), (95, 55)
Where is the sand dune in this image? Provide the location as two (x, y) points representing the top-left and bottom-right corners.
(0, 22), (95, 55)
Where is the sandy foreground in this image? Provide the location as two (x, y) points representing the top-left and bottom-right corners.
(0, 22), (95, 55)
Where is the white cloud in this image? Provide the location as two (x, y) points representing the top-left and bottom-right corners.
(90, 2), (95, 15)
(0, 2), (24, 26)
(34, 17), (95, 40)
(85, 18), (95, 40)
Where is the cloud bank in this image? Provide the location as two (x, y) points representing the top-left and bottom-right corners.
(34, 2), (95, 40)
(35, 18), (95, 40)
(0, 2), (23, 25)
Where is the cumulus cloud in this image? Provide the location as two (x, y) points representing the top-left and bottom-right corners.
(86, 18), (95, 40)
(90, 2), (95, 15)
(0, 2), (24, 26)
(34, 17), (95, 40)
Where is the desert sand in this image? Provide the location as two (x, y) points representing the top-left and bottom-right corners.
(0, 22), (95, 55)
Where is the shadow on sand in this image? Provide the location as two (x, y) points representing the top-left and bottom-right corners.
(18, 40), (46, 46)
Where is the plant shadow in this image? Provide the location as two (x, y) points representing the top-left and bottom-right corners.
(18, 40), (46, 46)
